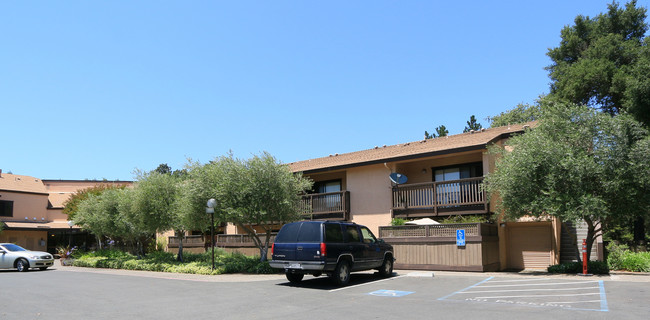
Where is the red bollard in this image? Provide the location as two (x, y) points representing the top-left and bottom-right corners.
(582, 239), (588, 275)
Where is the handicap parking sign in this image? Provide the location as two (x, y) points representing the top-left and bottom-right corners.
(456, 229), (465, 246)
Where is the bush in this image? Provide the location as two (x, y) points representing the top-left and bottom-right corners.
(547, 261), (609, 274)
(391, 218), (407, 226)
(607, 242), (650, 272)
(71, 249), (278, 275)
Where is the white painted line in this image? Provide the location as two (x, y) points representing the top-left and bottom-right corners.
(460, 286), (599, 294)
(328, 275), (403, 293)
(486, 278), (553, 283)
(475, 293), (601, 299)
(476, 281), (600, 288)
(546, 300), (602, 304)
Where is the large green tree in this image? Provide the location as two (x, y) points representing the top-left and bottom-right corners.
(546, 0), (649, 124)
(219, 152), (312, 261)
(546, 0), (650, 247)
(485, 103), (650, 260)
(129, 170), (183, 258)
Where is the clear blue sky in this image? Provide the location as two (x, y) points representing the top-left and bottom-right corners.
(2, 1), (648, 180)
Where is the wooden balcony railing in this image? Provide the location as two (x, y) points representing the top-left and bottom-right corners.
(300, 191), (350, 220)
(391, 177), (487, 217)
(167, 235), (205, 248)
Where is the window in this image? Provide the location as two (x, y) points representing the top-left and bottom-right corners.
(345, 225), (360, 243)
(360, 227), (377, 244)
(313, 180), (341, 193)
(0, 200), (13, 217)
(296, 222), (322, 243)
(325, 224), (344, 243)
(433, 162), (483, 182)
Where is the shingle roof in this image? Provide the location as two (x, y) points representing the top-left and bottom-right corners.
(47, 192), (74, 208)
(0, 173), (48, 194)
(288, 122), (533, 173)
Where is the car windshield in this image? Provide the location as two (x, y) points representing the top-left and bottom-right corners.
(2, 244), (26, 252)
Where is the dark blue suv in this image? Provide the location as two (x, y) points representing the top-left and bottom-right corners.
(270, 221), (394, 285)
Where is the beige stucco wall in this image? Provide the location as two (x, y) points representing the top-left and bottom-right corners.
(0, 192), (49, 222)
(345, 164), (392, 235)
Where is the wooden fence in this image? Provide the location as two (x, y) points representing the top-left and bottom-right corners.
(378, 223), (499, 272)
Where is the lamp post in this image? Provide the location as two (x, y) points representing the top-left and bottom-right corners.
(206, 199), (217, 271)
(67, 220), (74, 247)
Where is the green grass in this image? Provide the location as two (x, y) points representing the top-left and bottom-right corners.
(71, 249), (279, 275)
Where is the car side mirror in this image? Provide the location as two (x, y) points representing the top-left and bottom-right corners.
(0, 249), (5, 254)
(377, 239), (385, 244)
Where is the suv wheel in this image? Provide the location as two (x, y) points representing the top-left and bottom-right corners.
(333, 261), (351, 286)
(286, 272), (304, 283)
(378, 256), (393, 277)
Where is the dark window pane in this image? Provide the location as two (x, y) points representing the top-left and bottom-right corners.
(345, 226), (360, 243)
(274, 223), (302, 243)
(296, 222), (322, 243)
(325, 224), (343, 243)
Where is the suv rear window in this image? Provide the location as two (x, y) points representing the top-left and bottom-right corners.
(274, 223), (301, 243)
(296, 222), (322, 243)
(324, 223), (344, 243)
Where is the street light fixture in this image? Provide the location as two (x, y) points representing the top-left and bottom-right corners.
(206, 199), (217, 271)
(67, 220), (74, 247)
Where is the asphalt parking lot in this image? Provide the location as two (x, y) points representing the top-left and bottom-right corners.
(1, 264), (649, 320)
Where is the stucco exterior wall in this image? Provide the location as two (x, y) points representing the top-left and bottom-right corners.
(0, 192), (49, 222)
(345, 164), (392, 235)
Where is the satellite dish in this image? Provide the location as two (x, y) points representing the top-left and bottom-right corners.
(389, 173), (408, 184)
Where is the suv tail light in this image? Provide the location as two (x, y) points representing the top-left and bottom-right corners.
(320, 242), (327, 257)
(271, 243), (275, 255)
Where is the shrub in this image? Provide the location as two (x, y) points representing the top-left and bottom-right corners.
(607, 243), (650, 272)
(71, 249), (278, 275)
(547, 261), (609, 274)
(391, 218), (406, 226)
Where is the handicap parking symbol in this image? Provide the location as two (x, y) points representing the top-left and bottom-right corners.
(456, 229), (466, 246)
(368, 290), (414, 297)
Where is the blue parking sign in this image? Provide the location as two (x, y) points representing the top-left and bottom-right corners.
(456, 229), (465, 246)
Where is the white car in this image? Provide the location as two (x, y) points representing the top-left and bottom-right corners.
(0, 243), (54, 272)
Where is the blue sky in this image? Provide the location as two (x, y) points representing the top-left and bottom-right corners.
(2, 1), (648, 180)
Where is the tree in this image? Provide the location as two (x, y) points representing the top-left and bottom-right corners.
(129, 170), (182, 258)
(463, 115), (483, 132)
(546, 0), (649, 124)
(488, 101), (543, 127)
(425, 125), (449, 139)
(219, 152), (312, 261)
(63, 184), (127, 221)
(485, 103), (650, 261)
(546, 0), (650, 247)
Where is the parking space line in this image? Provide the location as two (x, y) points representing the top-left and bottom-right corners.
(438, 277), (608, 312)
(474, 293), (601, 299)
(486, 278), (553, 283)
(458, 286), (599, 294)
(437, 276), (494, 301)
(477, 281), (599, 288)
(599, 280), (609, 312)
(547, 300), (602, 304)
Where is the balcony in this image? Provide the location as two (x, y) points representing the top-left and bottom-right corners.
(300, 191), (350, 221)
(391, 177), (487, 218)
